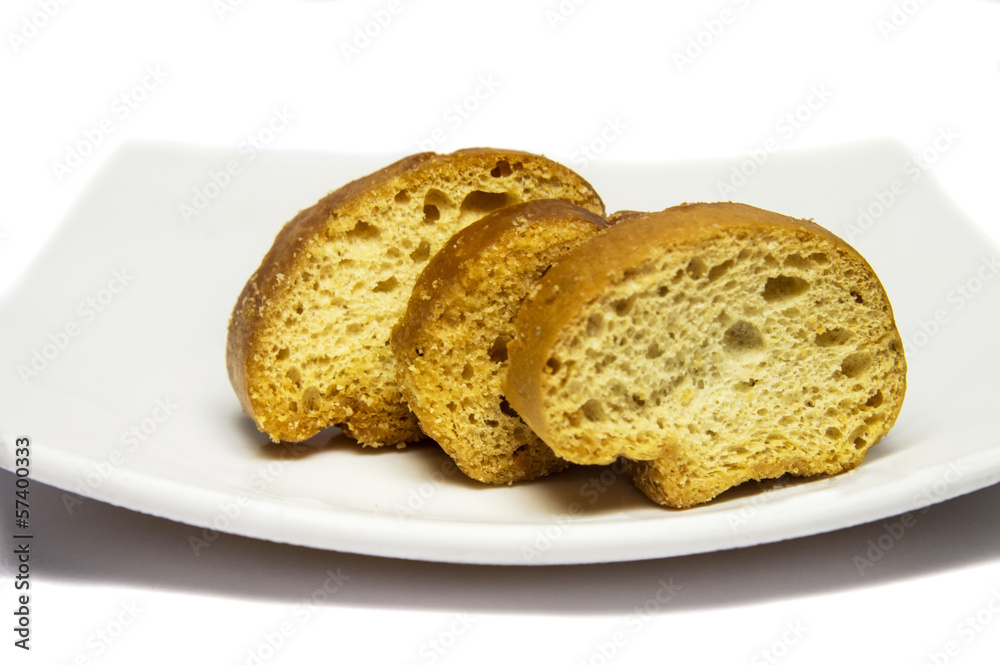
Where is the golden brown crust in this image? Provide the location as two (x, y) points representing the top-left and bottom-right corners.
(391, 200), (609, 483)
(505, 202), (899, 444)
(504, 201), (907, 507)
(227, 148), (604, 445)
(225, 152), (437, 434)
(393, 199), (609, 356)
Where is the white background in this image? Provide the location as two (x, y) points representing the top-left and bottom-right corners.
(2, 0), (1000, 663)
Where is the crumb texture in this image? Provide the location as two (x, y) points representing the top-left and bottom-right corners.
(392, 200), (608, 483)
(505, 202), (907, 507)
(227, 149), (604, 445)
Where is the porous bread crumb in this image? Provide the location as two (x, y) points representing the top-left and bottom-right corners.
(504, 202), (907, 507)
(392, 200), (609, 483)
(227, 149), (604, 446)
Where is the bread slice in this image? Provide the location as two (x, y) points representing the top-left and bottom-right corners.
(391, 200), (610, 483)
(503, 202), (907, 507)
(227, 149), (605, 446)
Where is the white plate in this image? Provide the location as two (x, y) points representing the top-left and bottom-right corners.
(1, 140), (999, 565)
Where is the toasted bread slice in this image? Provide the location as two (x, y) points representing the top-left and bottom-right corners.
(227, 149), (604, 445)
(392, 200), (610, 483)
(504, 202), (907, 507)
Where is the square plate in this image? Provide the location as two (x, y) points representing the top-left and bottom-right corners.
(1, 139), (998, 564)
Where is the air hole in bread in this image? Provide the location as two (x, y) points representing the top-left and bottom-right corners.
(865, 412), (885, 428)
(646, 342), (663, 359)
(657, 285), (669, 297)
(346, 220), (380, 239)
(489, 334), (511, 363)
(373, 276), (398, 293)
(686, 257), (708, 279)
(783, 253), (812, 270)
(499, 396), (518, 418)
(545, 357), (562, 374)
(295, 304), (304, 315)
(586, 313), (605, 337)
(723, 321), (764, 353)
(808, 252), (829, 264)
(461, 190), (511, 216)
(865, 390), (884, 408)
(276, 348), (289, 360)
(394, 190), (410, 204)
(841, 352), (872, 378)
(708, 259), (734, 282)
(410, 240), (432, 263)
(816, 328), (852, 347)
(850, 291), (864, 304)
(762, 275), (809, 302)
(446, 401), (457, 412)
(461, 363), (474, 380)
(485, 419), (500, 428)
(286, 367), (301, 388)
(612, 295), (636, 316)
(825, 427), (842, 440)
(422, 188), (455, 223)
(733, 378), (757, 392)
(490, 160), (512, 177)
(581, 399), (606, 422)
(302, 386), (320, 412)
